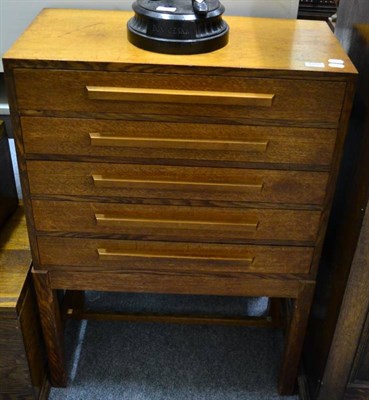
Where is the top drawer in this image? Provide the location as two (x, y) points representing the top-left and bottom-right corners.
(14, 69), (345, 124)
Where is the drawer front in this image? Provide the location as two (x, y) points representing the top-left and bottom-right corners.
(37, 236), (313, 274)
(27, 161), (329, 205)
(14, 69), (345, 123)
(32, 200), (321, 243)
(21, 117), (336, 168)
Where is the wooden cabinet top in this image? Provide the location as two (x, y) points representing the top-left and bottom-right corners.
(3, 8), (356, 76)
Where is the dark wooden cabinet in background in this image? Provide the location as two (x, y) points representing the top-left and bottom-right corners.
(303, 1), (369, 399)
(0, 208), (49, 399)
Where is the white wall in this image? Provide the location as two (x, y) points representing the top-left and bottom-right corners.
(222, 0), (299, 18)
(0, 0), (299, 71)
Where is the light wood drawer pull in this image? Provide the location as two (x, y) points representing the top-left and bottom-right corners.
(89, 133), (269, 152)
(97, 248), (255, 264)
(92, 174), (264, 192)
(95, 213), (259, 230)
(86, 86), (275, 107)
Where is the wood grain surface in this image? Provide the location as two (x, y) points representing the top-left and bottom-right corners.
(0, 208), (49, 399)
(26, 160), (329, 205)
(32, 200), (321, 244)
(0, 317), (33, 397)
(14, 69), (345, 124)
(21, 117), (337, 168)
(3, 10), (356, 75)
(49, 269), (305, 298)
(32, 269), (66, 387)
(0, 208), (30, 313)
(36, 236), (313, 275)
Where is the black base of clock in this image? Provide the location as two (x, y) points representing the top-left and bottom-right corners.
(127, 27), (229, 54)
(127, 0), (229, 54)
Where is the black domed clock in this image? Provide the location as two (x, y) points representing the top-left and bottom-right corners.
(127, 0), (229, 54)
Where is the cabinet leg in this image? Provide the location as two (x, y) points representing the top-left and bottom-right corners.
(278, 282), (315, 395)
(269, 298), (283, 328)
(62, 290), (85, 324)
(32, 268), (67, 387)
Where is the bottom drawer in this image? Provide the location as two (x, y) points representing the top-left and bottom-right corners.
(37, 236), (313, 274)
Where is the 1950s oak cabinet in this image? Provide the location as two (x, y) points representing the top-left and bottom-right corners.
(3, 9), (357, 395)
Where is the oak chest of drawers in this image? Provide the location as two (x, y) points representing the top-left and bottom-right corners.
(3, 8), (357, 395)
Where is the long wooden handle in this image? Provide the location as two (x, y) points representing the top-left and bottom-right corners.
(95, 213), (259, 231)
(92, 174), (264, 192)
(86, 86), (275, 107)
(97, 248), (255, 264)
(89, 133), (269, 152)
